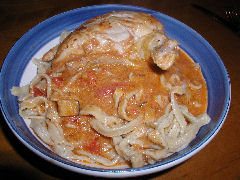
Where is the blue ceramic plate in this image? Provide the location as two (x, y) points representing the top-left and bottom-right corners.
(0, 4), (231, 178)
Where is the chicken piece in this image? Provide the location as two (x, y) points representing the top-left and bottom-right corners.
(57, 100), (80, 116)
(51, 11), (179, 72)
(151, 38), (179, 70)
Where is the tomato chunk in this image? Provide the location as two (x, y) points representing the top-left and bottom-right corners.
(33, 86), (46, 97)
(52, 77), (64, 86)
(95, 82), (127, 98)
(95, 86), (116, 98)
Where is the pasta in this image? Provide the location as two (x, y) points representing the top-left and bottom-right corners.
(11, 11), (210, 168)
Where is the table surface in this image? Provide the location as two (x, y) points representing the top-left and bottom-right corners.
(0, 0), (239, 179)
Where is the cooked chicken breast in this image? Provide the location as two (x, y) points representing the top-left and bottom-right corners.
(49, 11), (178, 72)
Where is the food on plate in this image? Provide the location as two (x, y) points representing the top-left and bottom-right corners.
(11, 11), (210, 168)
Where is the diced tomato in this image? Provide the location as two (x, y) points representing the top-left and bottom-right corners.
(95, 86), (116, 98)
(95, 82), (127, 98)
(33, 86), (46, 97)
(52, 77), (64, 86)
(87, 70), (97, 76)
(84, 135), (101, 155)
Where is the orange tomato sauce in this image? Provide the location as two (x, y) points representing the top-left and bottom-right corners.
(50, 48), (207, 166)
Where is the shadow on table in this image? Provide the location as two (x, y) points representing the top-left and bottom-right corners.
(0, 111), (180, 180)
